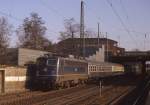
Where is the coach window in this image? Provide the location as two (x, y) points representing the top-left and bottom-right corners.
(98, 66), (100, 71)
(90, 66), (92, 71)
(92, 66), (94, 71)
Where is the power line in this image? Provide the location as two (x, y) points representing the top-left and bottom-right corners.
(119, 0), (137, 36)
(83, 1), (104, 40)
(119, 0), (129, 20)
(0, 11), (22, 21)
(129, 30), (150, 35)
(39, 0), (70, 40)
(106, 0), (138, 47)
(39, 0), (66, 20)
(116, 28), (150, 35)
(84, 1), (102, 22)
(106, 0), (129, 33)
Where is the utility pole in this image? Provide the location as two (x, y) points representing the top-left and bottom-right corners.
(106, 32), (108, 62)
(98, 22), (100, 47)
(144, 34), (146, 51)
(80, 0), (85, 59)
(118, 35), (120, 46)
(80, 0), (84, 38)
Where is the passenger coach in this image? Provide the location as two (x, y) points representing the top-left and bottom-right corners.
(88, 61), (124, 79)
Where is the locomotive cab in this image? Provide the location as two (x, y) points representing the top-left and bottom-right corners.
(36, 56), (58, 89)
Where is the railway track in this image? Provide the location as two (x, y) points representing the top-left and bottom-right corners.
(69, 86), (134, 105)
(0, 85), (133, 105)
(34, 86), (99, 105)
(34, 85), (133, 105)
(0, 75), (141, 105)
(0, 91), (42, 102)
(0, 85), (95, 105)
(0, 85), (111, 105)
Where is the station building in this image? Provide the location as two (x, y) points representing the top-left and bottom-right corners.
(55, 38), (125, 61)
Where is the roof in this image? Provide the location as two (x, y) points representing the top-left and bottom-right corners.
(58, 38), (118, 44)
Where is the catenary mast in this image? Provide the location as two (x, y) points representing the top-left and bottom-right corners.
(80, 0), (85, 59)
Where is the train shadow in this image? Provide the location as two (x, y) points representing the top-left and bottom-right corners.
(93, 74), (144, 87)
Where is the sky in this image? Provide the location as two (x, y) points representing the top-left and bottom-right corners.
(0, 0), (150, 51)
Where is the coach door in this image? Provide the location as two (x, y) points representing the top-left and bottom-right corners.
(0, 70), (4, 93)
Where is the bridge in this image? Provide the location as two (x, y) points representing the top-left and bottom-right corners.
(109, 51), (150, 75)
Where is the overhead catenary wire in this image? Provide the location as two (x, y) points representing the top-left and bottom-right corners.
(0, 11), (22, 22)
(106, 0), (130, 34)
(84, 1), (103, 31)
(39, 0), (71, 38)
(84, 1), (102, 22)
(119, 0), (139, 37)
(117, 28), (150, 35)
(116, 28), (149, 49)
(39, 0), (67, 20)
(119, 0), (129, 20)
(106, 0), (138, 48)
(84, 1), (105, 39)
(85, 0), (148, 46)
(0, 11), (23, 35)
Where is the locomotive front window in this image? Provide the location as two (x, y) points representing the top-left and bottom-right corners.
(47, 59), (57, 66)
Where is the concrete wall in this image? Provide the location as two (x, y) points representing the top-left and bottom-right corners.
(86, 45), (105, 62)
(0, 67), (30, 93)
(18, 48), (50, 66)
(4, 67), (28, 93)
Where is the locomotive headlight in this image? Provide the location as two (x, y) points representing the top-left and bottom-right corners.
(75, 68), (78, 72)
(43, 68), (47, 72)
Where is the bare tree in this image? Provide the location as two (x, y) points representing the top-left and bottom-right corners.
(0, 17), (12, 65)
(58, 18), (80, 41)
(17, 12), (52, 50)
(0, 17), (11, 55)
(59, 18), (96, 41)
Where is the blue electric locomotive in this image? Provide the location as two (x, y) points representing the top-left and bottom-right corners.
(36, 55), (88, 88)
